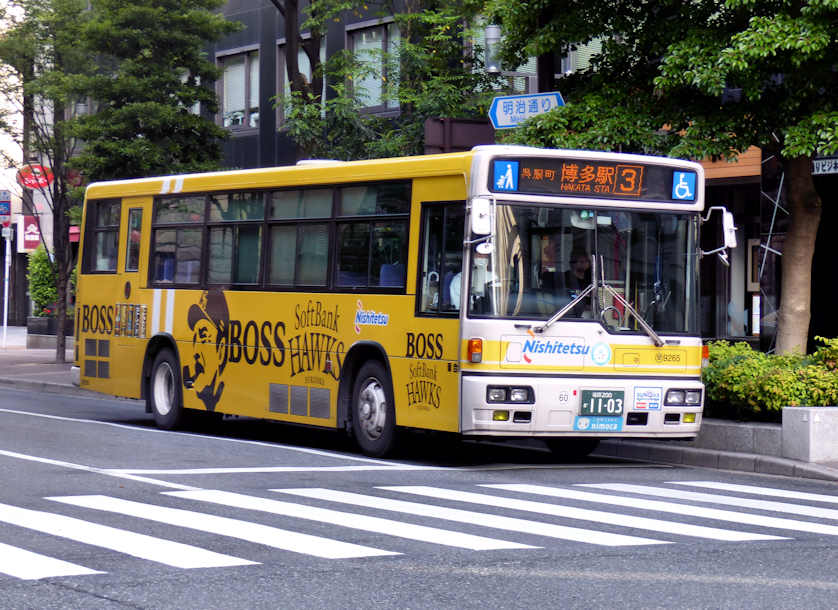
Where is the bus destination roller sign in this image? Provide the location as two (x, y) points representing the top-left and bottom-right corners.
(490, 157), (697, 204)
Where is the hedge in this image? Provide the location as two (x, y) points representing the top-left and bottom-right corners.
(702, 337), (838, 421)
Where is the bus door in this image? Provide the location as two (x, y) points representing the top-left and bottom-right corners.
(108, 204), (148, 396)
(396, 201), (465, 433)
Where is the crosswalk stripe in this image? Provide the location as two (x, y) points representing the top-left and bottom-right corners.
(166, 489), (532, 551)
(580, 484), (838, 521)
(49, 495), (397, 559)
(273, 488), (666, 547)
(383, 486), (784, 542)
(0, 542), (103, 580)
(487, 484), (838, 537)
(0, 501), (253, 569)
(671, 481), (838, 505)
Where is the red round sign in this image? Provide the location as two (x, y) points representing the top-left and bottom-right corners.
(17, 164), (55, 189)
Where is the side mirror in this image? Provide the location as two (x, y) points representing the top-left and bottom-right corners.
(471, 198), (492, 236)
(722, 210), (737, 249)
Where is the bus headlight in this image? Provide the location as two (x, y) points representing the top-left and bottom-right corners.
(487, 386), (533, 403)
(487, 387), (507, 402)
(665, 388), (702, 406)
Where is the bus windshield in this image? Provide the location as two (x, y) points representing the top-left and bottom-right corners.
(466, 203), (700, 334)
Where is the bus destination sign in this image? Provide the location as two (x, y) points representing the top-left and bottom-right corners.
(491, 157), (697, 203)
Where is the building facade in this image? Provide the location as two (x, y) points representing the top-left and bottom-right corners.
(210, 1), (833, 349)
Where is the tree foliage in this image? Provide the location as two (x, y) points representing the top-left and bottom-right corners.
(491, 0), (838, 353)
(282, 0), (502, 159)
(0, 0), (93, 360)
(67, 0), (240, 181)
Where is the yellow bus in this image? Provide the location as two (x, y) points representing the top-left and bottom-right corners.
(73, 145), (714, 457)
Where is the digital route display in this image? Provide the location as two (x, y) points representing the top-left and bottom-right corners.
(490, 157), (698, 203)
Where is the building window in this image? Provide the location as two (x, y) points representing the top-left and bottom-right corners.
(277, 38), (326, 125)
(347, 21), (399, 111)
(219, 50), (259, 129)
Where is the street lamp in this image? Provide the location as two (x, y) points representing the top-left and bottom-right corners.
(485, 24), (502, 74)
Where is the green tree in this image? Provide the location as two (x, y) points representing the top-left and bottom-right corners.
(0, 0), (93, 362)
(67, 0), (240, 180)
(282, 0), (502, 160)
(492, 0), (837, 354)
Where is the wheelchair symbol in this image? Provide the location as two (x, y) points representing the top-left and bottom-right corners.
(672, 172), (696, 200)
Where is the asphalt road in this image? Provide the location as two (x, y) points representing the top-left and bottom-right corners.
(2, 388), (838, 609)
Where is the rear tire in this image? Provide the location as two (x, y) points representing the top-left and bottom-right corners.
(351, 361), (396, 457)
(149, 348), (185, 430)
(545, 438), (600, 460)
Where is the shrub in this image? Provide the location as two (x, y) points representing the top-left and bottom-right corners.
(26, 245), (57, 317)
(703, 339), (838, 421)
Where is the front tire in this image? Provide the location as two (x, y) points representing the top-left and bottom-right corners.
(149, 348), (185, 430)
(351, 361), (396, 457)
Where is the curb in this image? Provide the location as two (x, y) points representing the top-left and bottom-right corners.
(0, 376), (105, 399)
(598, 439), (838, 482)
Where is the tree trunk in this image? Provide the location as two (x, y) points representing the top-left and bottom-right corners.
(776, 155), (822, 355)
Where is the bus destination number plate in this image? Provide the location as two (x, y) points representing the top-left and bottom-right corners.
(580, 390), (624, 416)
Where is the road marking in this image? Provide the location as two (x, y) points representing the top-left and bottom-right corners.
(488, 484), (838, 537)
(671, 481), (838, 505)
(0, 449), (198, 491)
(166, 489), (530, 551)
(273, 488), (666, 547)
(0, 501), (254, 569)
(582, 483), (838, 521)
(387, 486), (783, 542)
(49, 495), (396, 559)
(107, 465), (433, 475)
(0, 542), (103, 580)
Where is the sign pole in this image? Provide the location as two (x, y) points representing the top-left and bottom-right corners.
(0, 191), (10, 350)
(2, 234), (8, 349)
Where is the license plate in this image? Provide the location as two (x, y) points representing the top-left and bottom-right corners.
(580, 390), (625, 416)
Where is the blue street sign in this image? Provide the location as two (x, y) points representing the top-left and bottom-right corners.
(488, 92), (565, 129)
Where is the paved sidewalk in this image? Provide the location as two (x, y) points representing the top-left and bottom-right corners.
(1, 325), (837, 482)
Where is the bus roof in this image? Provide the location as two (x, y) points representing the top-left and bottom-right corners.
(83, 145), (703, 204)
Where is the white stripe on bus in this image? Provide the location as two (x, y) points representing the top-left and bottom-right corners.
(272, 488), (665, 547)
(165, 289), (175, 334)
(50, 495), (395, 559)
(0, 542), (102, 580)
(383, 486), (783, 542)
(166, 489), (530, 551)
(487, 484), (838, 537)
(159, 178), (171, 195)
(151, 289), (161, 335)
(173, 177), (184, 193)
(0, 501), (253, 568)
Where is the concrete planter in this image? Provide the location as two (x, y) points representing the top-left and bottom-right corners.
(782, 407), (838, 463)
(26, 316), (74, 350)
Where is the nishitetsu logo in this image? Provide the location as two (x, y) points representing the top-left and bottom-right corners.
(354, 300), (389, 334)
(521, 338), (589, 363)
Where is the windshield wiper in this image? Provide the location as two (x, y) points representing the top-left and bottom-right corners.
(534, 257), (664, 347)
(533, 282), (595, 334)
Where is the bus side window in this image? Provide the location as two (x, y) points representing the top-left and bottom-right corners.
(418, 202), (464, 314)
(125, 208), (143, 272)
(82, 198), (121, 274)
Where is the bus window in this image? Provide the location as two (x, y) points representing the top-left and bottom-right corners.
(124, 208), (142, 272)
(418, 202), (464, 314)
(82, 198), (121, 273)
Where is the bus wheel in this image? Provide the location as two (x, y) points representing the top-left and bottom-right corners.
(351, 361), (396, 457)
(149, 348), (185, 430)
(545, 438), (600, 460)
